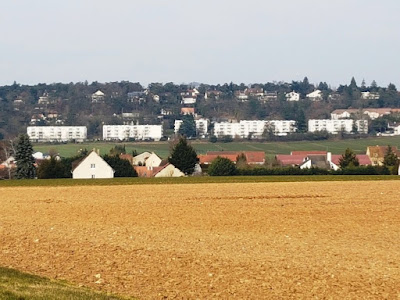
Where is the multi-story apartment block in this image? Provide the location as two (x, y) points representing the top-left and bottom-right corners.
(308, 119), (368, 134)
(27, 126), (87, 142)
(174, 119), (209, 136)
(102, 125), (163, 141)
(213, 120), (296, 138)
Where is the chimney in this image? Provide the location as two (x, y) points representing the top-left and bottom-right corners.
(327, 152), (332, 162)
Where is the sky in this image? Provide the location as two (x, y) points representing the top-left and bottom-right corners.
(1, 0), (399, 88)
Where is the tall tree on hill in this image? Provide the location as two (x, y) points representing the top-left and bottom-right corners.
(168, 136), (198, 175)
(15, 134), (36, 179)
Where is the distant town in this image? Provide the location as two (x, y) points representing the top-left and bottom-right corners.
(0, 77), (399, 142)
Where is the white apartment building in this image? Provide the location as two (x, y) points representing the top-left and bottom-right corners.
(308, 119), (368, 134)
(174, 119), (209, 136)
(213, 120), (296, 138)
(27, 126), (87, 142)
(103, 125), (163, 141)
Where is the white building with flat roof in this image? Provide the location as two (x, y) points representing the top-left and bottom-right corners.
(103, 125), (163, 141)
(308, 119), (368, 134)
(27, 126), (87, 142)
(174, 118), (209, 136)
(214, 120), (296, 138)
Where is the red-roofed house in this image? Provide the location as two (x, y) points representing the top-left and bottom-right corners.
(199, 151), (265, 165)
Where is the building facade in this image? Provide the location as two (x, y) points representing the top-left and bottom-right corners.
(308, 119), (368, 134)
(27, 126), (87, 142)
(103, 125), (163, 141)
(213, 120), (296, 138)
(72, 151), (114, 179)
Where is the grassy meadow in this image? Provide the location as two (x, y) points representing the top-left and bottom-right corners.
(0, 267), (127, 300)
(32, 136), (400, 158)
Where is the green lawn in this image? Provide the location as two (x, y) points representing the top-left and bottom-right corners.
(0, 267), (128, 300)
(32, 136), (400, 158)
(1, 175), (399, 188)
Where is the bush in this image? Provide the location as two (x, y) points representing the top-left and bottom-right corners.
(208, 157), (237, 176)
(102, 154), (138, 177)
(209, 135), (218, 143)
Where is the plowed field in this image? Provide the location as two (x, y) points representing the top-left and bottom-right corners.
(1, 181), (399, 299)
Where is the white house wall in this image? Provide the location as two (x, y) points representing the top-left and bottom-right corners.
(72, 152), (114, 179)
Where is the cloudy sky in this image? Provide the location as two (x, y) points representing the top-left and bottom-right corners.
(1, 0), (399, 87)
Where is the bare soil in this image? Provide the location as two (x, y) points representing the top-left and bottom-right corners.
(1, 181), (399, 299)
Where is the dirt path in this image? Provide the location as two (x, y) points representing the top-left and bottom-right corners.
(1, 181), (399, 299)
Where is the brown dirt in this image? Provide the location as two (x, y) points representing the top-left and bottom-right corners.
(0, 181), (399, 299)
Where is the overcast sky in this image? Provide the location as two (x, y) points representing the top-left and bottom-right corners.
(1, 0), (399, 87)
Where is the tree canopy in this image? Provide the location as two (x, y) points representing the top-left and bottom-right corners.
(15, 134), (36, 179)
(178, 114), (196, 138)
(168, 137), (198, 175)
(207, 157), (237, 176)
(338, 148), (360, 169)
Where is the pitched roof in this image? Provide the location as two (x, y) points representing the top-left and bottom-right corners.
(290, 151), (327, 156)
(181, 107), (195, 114)
(203, 151), (265, 164)
(367, 146), (400, 158)
(330, 154), (372, 166)
(275, 154), (305, 166)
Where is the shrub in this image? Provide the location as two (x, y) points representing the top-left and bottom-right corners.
(208, 157), (237, 176)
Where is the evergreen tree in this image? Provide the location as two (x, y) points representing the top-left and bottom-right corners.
(168, 137), (198, 175)
(383, 145), (399, 167)
(37, 157), (69, 179)
(102, 154), (138, 177)
(178, 114), (196, 138)
(208, 157), (237, 176)
(15, 134), (36, 179)
(339, 148), (360, 169)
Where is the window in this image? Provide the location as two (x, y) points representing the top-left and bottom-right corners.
(91, 164), (95, 169)
(91, 175), (95, 179)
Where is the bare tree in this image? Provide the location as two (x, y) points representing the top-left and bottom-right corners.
(0, 139), (16, 179)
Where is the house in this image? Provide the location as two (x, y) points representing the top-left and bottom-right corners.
(153, 95), (160, 102)
(300, 155), (330, 169)
(331, 108), (392, 120)
(181, 96), (197, 105)
(204, 90), (221, 100)
(361, 92), (380, 100)
(127, 91), (146, 102)
(276, 151), (328, 167)
(235, 91), (248, 101)
(277, 151), (372, 170)
(388, 123), (400, 135)
(198, 151), (265, 165)
(91, 90), (105, 103)
(366, 146), (400, 166)
(145, 153), (162, 167)
(329, 154), (372, 170)
(285, 91), (300, 101)
(154, 164), (185, 177)
(306, 90), (323, 101)
(132, 152), (152, 166)
(263, 92), (278, 101)
(72, 151), (114, 179)
(245, 88), (264, 99)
